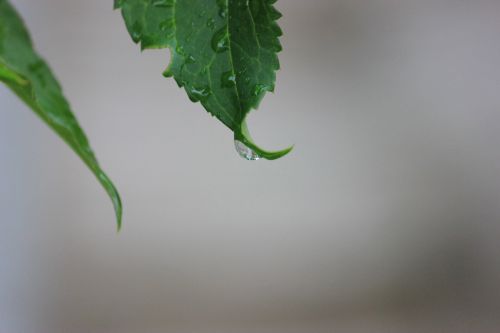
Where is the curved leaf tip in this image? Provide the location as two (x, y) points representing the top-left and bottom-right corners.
(235, 119), (293, 161)
(96, 171), (123, 231)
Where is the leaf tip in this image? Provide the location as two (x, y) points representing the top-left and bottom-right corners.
(115, 198), (123, 232)
(257, 144), (294, 160)
(95, 171), (123, 231)
(235, 120), (294, 161)
(111, 189), (123, 232)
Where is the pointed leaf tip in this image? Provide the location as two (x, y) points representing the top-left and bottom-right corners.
(235, 119), (293, 161)
(0, 0), (122, 228)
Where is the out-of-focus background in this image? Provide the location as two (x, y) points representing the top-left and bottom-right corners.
(2, 0), (500, 332)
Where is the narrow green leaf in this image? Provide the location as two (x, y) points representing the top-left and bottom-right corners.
(0, 0), (122, 228)
(116, 0), (292, 160)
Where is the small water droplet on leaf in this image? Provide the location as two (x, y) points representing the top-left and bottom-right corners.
(221, 71), (236, 88)
(211, 27), (229, 53)
(216, 0), (228, 18)
(187, 86), (211, 103)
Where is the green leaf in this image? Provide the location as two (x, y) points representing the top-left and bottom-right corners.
(0, 0), (122, 229)
(115, 0), (292, 160)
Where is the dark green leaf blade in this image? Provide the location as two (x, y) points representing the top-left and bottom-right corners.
(116, 0), (292, 160)
(0, 0), (122, 228)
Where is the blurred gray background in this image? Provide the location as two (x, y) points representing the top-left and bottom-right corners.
(2, 0), (500, 332)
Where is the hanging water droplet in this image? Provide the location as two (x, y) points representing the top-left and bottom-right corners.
(211, 27), (229, 53)
(234, 140), (261, 161)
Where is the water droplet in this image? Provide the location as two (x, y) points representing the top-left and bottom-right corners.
(187, 86), (211, 102)
(234, 140), (260, 161)
(211, 27), (229, 53)
(216, 0), (228, 18)
(219, 8), (228, 18)
(221, 71), (236, 88)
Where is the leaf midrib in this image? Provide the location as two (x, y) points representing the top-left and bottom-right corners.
(225, 0), (244, 127)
